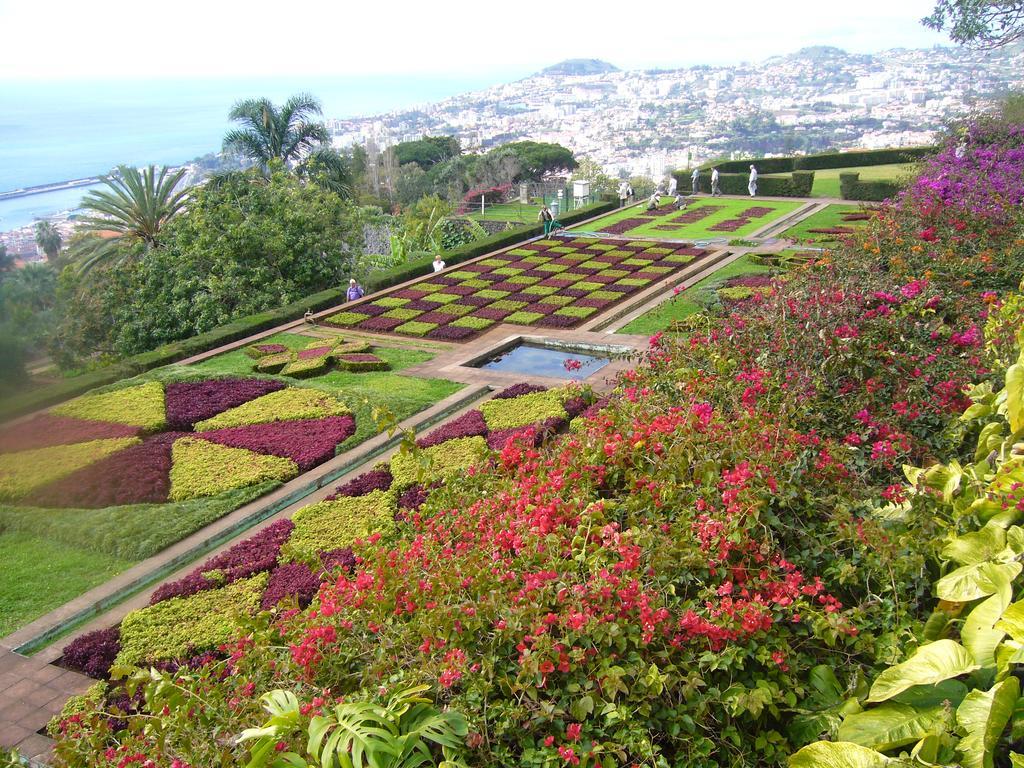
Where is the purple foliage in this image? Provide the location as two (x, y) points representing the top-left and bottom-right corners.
(61, 627), (121, 680)
(539, 278), (573, 288)
(522, 269), (550, 279)
(404, 300), (438, 311)
(425, 326), (479, 341)
(338, 353), (382, 363)
(726, 275), (774, 288)
(563, 395), (590, 418)
(253, 344), (288, 355)
(416, 311), (459, 324)
(574, 298), (613, 309)
(493, 382), (547, 399)
(198, 415), (356, 472)
(164, 378), (285, 431)
(473, 307), (513, 320)
(359, 316), (405, 332)
(431, 276), (462, 286)
(416, 409), (488, 448)
(491, 281), (524, 293)
(0, 414), (141, 454)
(398, 483), (433, 512)
(460, 296), (492, 307)
(321, 547), (357, 574)
(530, 303), (561, 315)
(562, 288), (589, 298)
(392, 288), (430, 299)
(327, 466), (393, 499)
(535, 314), (581, 328)
(149, 519), (295, 604)
(26, 432), (184, 509)
(445, 285), (476, 295)
(486, 416), (566, 451)
(260, 563), (321, 610)
(354, 303), (390, 317)
(579, 396), (611, 422)
(297, 346), (332, 360)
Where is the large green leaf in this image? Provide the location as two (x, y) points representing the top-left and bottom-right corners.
(963, 592), (1011, 668)
(935, 562), (1022, 603)
(996, 600), (1024, 642)
(941, 524), (1007, 566)
(892, 679), (968, 708)
(837, 702), (944, 751)
(788, 741), (900, 767)
(956, 676), (1020, 768)
(1006, 358), (1023, 433)
(868, 641), (980, 703)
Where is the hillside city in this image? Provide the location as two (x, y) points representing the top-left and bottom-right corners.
(326, 44), (1024, 178)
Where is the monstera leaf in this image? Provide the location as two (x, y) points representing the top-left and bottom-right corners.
(956, 676), (1019, 768)
(868, 641), (979, 703)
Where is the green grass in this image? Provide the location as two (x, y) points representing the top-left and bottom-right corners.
(779, 204), (870, 244)
(762, 163), (918, 199)
(617, 255), (776, 336)
(466, 202), (542, 223)
(0, 531), (132, 638)
(574, 198), (803, 241)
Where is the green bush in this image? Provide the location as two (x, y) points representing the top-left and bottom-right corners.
(554, 305), (598, 318)
(394, 321), (438, 337)
(839, 172), (905, 201)
(504, 311), (543, 325)
(389, 436), (488, 490)
(282, 490), (397, 565)
(280, 356), (331, 379)
(450, 316), (494, 330)
(254, 352), (292, 373)
(168, 438), (297, 501)
(706, 146), (933, 174)
(115, 573), (269, 665)
(479, 390), (568, 431)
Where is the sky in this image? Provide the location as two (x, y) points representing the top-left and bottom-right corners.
(0, 0), (953, 81)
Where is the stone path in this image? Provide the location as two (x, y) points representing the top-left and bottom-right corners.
(0, 193), (851, 763)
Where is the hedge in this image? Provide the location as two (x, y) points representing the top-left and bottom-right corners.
(839, 172), (904, 202)
(674, 170), (814, 197)
(0, 201), (616, 424)
(704, 146), (934, 174)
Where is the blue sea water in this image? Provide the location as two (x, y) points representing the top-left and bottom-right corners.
(0, 73), (517, 231)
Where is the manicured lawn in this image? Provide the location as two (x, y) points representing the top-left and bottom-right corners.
(763, 163), (917, 198)
(617, 255), (775, 335)
(467, 202), (542, 223)
(780, 204), (872, 244)
(0, 531), (132, 638)
(573, 198), (804, 241)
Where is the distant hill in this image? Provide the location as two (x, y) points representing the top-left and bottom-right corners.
(539, 59), (619, 76)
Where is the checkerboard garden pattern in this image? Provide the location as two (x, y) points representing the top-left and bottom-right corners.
(324, 237), (709, 341)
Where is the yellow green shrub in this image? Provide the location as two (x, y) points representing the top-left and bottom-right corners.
(168, 438), (297, 501)
(389, 436), (488, 490)
(194, 388), (349, 431)
(479, 390), (568, 431)
(0, 437), (140, 501)
(282, 490), (397, 564)
(52, 381), (166, 431)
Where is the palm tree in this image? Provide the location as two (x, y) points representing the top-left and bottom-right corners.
(223, 93), (330, 167)
(72, 165), (189, 274)
(34, 221), (63, 265)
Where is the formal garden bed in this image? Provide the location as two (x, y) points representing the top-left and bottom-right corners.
(0, 338), (462, 637)
(779, 203), (876, 243)
(323, 237), (709, 341)
(574, 197), (803, 240)
(57, 382), (598, 674)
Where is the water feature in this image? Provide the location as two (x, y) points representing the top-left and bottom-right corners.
(472, 341), (614, 381)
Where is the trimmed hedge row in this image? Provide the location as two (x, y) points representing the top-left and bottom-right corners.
(705, 146), (933, 174)
(673, 170), (814, 197)
(0, 201), (616, 423)
(839, 172), (904, 202)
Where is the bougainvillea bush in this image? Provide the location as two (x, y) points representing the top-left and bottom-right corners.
(323, 237), (709, 341)
(47, 119), (1024, 768)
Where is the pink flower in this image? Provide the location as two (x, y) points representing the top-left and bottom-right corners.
(566, 723), (581, 741)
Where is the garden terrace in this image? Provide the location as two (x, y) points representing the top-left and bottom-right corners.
(0, 334), (462, 639)
(777, 202), (877, 244)
(322, 236), (711, 341)
(575, 197), (803, 240)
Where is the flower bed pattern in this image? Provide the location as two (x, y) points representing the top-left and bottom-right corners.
(0, 378), (356, 510)
(323, 237), (708, 342)
(61, 383), (597, 676)
(246, 337), (387, 379)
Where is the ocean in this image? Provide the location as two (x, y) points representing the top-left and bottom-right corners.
(0, 73), (518, 232)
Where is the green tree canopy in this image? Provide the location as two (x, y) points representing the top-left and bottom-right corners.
(493, 141), (577, 180)
(51, 168), (362, 365)
(924, 0), (1024, 48)
(34, 221), (63, 266)
(394, 136), (461, 168)
(223, 93), (330, 165)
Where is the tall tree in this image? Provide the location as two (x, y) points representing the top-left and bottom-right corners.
(0, 244), (14, 275)
(72, 165), (189, 273)
(924, 1), (1024, 48)
(34, 221), (63, 265)
(223, 93), (330, 166)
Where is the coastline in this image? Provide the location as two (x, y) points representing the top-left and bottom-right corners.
(0, 177), (102, 201)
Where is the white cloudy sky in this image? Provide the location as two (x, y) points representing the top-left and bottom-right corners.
(0, 0), (952, 80)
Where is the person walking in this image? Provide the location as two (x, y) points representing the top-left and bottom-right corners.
(432, 255), (446, 272)
(626, 182), (634, 203)
(748, 165), (758, 197)
(346, 278), (364, 302)
(617, 181), (630, 208)
(711, 167), (722, 197)
(690, 167), (701, 195)
(538, 205), (556, 235)
(668, 175), (677, 196)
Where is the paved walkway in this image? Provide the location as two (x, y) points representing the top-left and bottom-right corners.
(0, 193), (844, 763)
